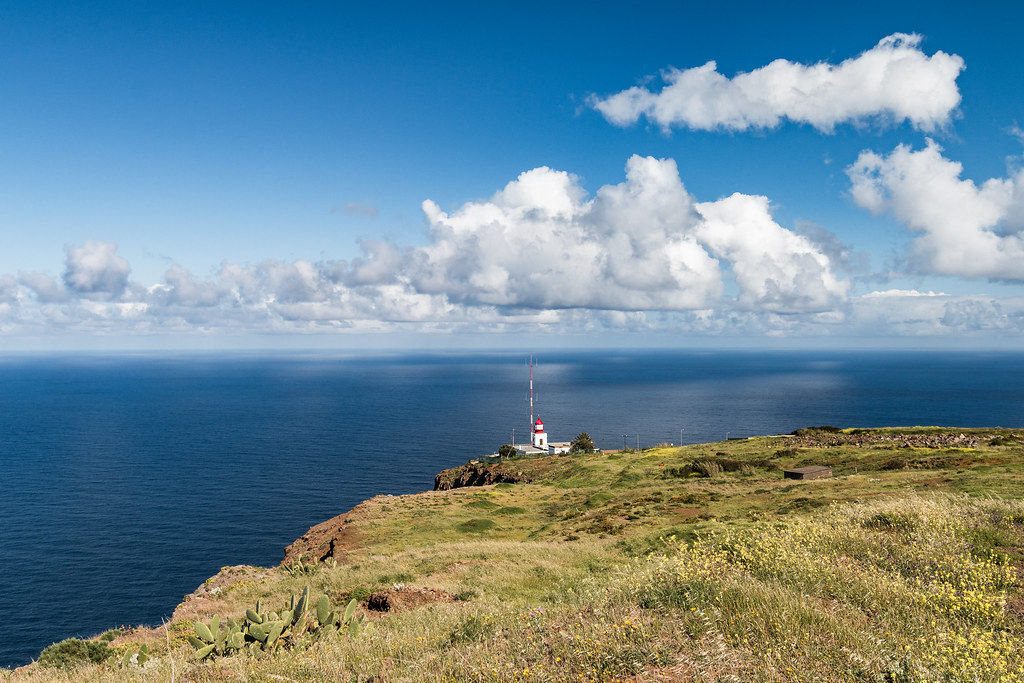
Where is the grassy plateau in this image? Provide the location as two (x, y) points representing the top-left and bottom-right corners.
(4, 427), (1024, 681)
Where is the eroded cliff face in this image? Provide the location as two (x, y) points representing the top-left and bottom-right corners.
(433, 461), (533, 490)
(281, 502), (365, 566)
(282, 461), (542, 566)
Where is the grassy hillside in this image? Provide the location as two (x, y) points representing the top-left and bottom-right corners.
(5, 428), (1024, 681)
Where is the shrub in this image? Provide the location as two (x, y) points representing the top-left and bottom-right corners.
(673, 492), (711, 505)
(776, 496), (827, 514)
(341, 586), (374, 602)
(466, 499), (500, 509)
(457, 518), (496, 533)
(498, 444), (517, 458)
(666, 457), (776, 478)
(448, 614), (494, 645)
(880, 456), (909, 470)
(862, 510), (917, 531)
(376, 572), (414, 585)
(37, 638), (112, 668)
(791, 425), (842, 435)
(694, 461), (723, 477)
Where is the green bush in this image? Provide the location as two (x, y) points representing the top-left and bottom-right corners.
(341, 586), (374, 603)
(448, 613), (494, 645)
(454, 588), (479, 601)
(585, 492), (614, 507)
(37, 638), (111, 668)
(376, 572), (414, 585)
(466, 499), (500, 510)
(791, 425), (842, 435)
(694, 461), (723, 477)
(665, 457), (777, 478)
(457, 518), (496, 533)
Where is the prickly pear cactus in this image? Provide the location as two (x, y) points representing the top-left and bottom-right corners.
(118, 643), (150, 667)
(185, 586), (363, 661)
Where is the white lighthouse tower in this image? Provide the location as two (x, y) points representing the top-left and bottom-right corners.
(532, 417), (548, 449)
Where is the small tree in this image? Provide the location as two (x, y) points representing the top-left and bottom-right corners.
(569, 432), (595, 454)
(498, 444), (517, 459)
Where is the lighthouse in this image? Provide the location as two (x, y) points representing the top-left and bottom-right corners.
(532, 417), (548, 449)
(506, 357), (576, 456)
(529, 357), (547, 449)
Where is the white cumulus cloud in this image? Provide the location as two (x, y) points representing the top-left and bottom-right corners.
(411, 156), (721, 311)
(63, 240), (132, 298)
(591, 33), (963, 133)
(695, 194), (849, 311)
(402, 155), (845, 313)
(847, 140), (1024, 280)
(19, 272), (69, 302)
(0, 274), (21, 304)
(0, 157), (855, 335)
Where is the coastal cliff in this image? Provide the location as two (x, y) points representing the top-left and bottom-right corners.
(11, 427), (1024, 681)
(433, 460), (538, 490)
(282, 457), (549, 566)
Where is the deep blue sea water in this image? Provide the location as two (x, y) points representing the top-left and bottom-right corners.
(2, 350), (1024, 667)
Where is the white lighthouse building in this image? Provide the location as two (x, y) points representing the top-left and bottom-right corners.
(532, 418), (547, 449)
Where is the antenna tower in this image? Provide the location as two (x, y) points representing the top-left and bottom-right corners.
(529, 355), (534, 427)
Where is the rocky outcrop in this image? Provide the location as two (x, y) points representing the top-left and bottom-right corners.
(173, 565), (268, 621)
(433, 461), (533, 490)
(788, 430), (993, 449)
(281, 504), (364, 566)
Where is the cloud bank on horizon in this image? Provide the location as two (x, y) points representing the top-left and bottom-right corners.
(4, 150), (1023, 339)
(590, 34), (964, 133)
(5, 31), (1023, 341)
(2, 156), (851, 334)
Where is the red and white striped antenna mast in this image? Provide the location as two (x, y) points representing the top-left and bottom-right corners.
(529, 355), (534, 427)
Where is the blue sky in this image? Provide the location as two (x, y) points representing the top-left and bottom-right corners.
(2, 1), (1024, 347)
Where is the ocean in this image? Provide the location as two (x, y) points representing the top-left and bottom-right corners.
(1, 349), (1023, 667)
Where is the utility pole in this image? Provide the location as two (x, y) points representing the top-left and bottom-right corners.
(680, 428), (684, 446)
(636, 434), (639, 451)
(621, 434), (627, 451)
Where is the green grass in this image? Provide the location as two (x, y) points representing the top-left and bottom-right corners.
(6, 427), (1024, 681)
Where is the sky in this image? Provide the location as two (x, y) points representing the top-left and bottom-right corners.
(2, 1), (1024, 349)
